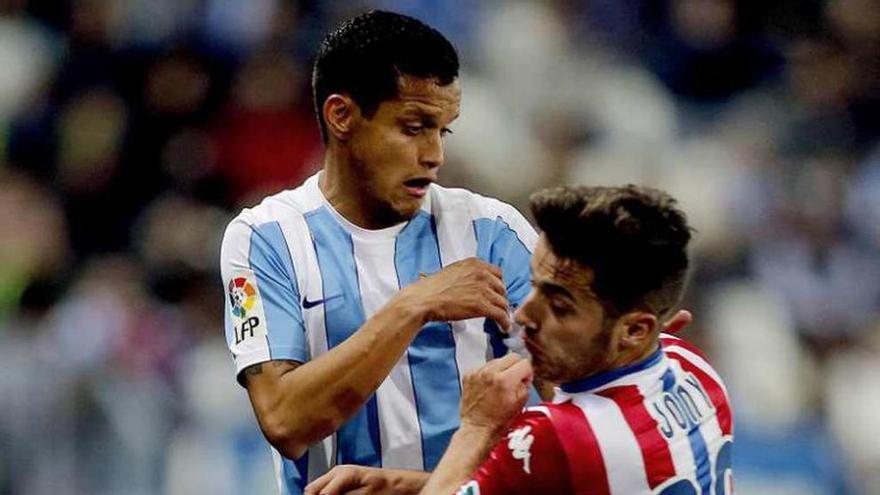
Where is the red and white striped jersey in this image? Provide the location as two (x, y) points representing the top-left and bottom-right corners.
(458, 334), (734, 495)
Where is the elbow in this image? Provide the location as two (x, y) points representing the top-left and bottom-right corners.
(260, 412), (338, 461)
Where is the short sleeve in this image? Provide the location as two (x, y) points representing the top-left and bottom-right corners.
(473, 203), (537, 307)
(220, 218), (307, 383)
(457, 411), (573, 495)
(472, 203), (537, 359)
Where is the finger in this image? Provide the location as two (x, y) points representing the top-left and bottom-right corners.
(501, 357), (533, 386)
(305, 472), (333, 495)
(486, 290), (510, 315)
(663, 309), (692, 335)
(481, 353), (523, 373)
(303, 481), (323, 495)
(484, 303), (511, 332)
(485, 268), (507, 297)
(316, 475), (352, 495)
(487, 262), (504, 278)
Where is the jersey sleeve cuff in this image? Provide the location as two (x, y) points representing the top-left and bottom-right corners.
(233, 346), (307, 386)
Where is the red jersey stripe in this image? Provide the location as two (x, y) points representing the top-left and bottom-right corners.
(597, 385), (677, 489)
(660, 335), (709, 362)
(550, 402), (611, 495)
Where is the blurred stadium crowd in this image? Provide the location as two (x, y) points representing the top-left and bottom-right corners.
(0, 0), (878, 494)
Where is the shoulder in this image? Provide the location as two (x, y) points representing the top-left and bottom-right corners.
(430, 184), (528, 224)
(660, 333), (711, 362)
(660, 333), (734, 435)
(429, 184), (537, 248)
(221, 179), (319, 247)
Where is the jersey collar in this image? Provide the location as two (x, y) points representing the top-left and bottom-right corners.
(559, 347), (664, 394)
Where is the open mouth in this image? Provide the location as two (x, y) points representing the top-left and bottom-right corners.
(403, 178), (433, 196)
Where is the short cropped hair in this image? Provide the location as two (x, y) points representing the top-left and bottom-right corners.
(530, 185), (692, 318)
(312, 10), (459, 143)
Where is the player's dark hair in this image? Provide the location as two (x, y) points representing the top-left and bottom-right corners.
(530, 185), (692, 318)
(312, 10), (459, 143)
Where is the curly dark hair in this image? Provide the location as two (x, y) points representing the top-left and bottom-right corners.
(530, 185), (693, 318)
(312, 10), (459, 143)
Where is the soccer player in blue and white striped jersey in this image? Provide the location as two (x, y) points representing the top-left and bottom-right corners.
(219, 10), (537, 494)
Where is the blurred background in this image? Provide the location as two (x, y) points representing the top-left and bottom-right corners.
(0, 0), (878, 493)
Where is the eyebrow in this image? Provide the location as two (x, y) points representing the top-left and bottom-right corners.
(533, 279), (576, 302)
(399, 105), (459, 123)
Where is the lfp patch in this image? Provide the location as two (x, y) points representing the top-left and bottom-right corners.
(227, 272), (267, 347)
(228, 276), (257, 318)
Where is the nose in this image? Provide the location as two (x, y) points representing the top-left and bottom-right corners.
(514, 290), (538, 330)
(420, 130), (444, 170)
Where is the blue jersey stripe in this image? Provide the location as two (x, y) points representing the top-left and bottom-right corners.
(473, 217), (533, 358)
(472, 216), (533, 305)
(662, 368), (713, 494)
(249, 222), (306, 361)
(395, 211), (461, 470)
(279, 451), (309, 495)
(305, 207), (382, 467)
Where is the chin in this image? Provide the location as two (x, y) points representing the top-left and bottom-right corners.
(392, 200), (423, 220)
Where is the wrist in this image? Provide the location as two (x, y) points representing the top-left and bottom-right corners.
(387, 469), (430, 494)
(389, 287), (431, 325)
(457, 420), (505, 445)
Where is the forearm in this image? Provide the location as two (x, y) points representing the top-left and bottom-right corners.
(252, 296), (426, 456)
(420, 424), (499, 494)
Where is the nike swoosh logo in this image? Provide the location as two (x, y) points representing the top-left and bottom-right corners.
(302, 294), (343, 309)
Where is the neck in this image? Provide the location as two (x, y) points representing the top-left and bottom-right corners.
(560, 342), (662, 393)
(319, 145), (387, 229)
(571, 339), (660, 384)
(615, 340), (659, 370)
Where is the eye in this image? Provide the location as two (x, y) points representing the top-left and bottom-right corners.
(550, 299), (572, 317)
(441, 127), (454, 137)
(403, 124), (424, 136)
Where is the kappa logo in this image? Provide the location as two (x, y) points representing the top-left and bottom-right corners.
(455, 481), (481, 495)
(507, 425), (534, 474)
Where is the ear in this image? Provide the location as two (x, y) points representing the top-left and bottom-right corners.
(323, 94), (359, 141)
(616, 311), (658, 351)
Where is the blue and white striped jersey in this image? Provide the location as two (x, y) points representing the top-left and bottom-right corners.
(220, 173), (537, 494)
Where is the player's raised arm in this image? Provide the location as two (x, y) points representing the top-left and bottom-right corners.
(242, 257), (510, 460)
(419, 354), (533, 494)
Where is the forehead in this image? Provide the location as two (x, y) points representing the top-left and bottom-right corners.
(532, 236), (595, 296)
(387, 75), (461, 116)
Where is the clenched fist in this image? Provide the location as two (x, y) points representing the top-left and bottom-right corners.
(460, 354), (534, 436)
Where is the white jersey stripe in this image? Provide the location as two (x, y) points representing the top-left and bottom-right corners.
(352, 235), (425, 470)
(572, 395), (651, 494)
(433, 193), (490, 383)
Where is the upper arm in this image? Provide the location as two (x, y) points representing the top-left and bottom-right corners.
(460, 412), (573, 495)
(242, 359), (301, 412)
(221, 218), (308, 385)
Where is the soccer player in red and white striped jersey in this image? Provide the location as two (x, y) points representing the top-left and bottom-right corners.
(454, 333), (733, 494)
(305, 185), (732, 495)
(424, 185), (734, 495)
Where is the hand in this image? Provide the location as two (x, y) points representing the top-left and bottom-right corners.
(459, 354), (533, 436)
(396, 258), (511, 331)
(663, 309), (692, 335)
(304, 465), (389, 495)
